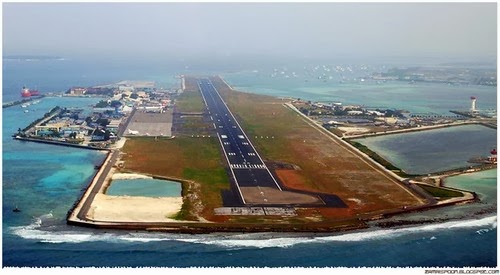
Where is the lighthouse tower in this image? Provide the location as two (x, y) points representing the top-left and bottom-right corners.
(470, 96), (477, 113)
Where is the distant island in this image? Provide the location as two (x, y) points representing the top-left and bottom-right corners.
(370, 66), (497, 86)
(3, 55), (65, 61)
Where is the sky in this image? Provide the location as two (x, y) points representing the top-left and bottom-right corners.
(2, 2), (497, 62)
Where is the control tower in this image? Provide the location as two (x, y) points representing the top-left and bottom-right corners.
(470, 96), (478, 114)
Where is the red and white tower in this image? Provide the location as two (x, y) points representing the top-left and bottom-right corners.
(470, 96), (477, 113)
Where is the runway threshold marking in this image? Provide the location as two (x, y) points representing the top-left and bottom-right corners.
(208, 79), (283, 191)
(216, 132), (246, 204)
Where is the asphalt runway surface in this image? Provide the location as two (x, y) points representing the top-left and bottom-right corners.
(198, 79), (282, 203)
(198, 78), (347, 208)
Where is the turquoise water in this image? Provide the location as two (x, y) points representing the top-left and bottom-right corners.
(446, 169), (497, 204)
(3, 96), (108, 227)
(353, 125), (497, 175)
(106, 178), (181, 197)
(223, 71), (497, 115)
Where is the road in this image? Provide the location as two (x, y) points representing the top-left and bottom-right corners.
(198, 78), (282, 204)
(76, 150), (119, 221)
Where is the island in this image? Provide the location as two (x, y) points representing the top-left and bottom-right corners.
(14, 75), (496, 233)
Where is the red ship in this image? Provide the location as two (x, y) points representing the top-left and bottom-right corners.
(21, 86), (40, 97)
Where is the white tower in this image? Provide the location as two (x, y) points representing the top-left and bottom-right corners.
(470, 96), (477, 113)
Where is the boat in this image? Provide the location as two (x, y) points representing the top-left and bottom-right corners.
(468, 149), (497, 164)
(21, 86), (40, 97)
(13, 206), (21, 213)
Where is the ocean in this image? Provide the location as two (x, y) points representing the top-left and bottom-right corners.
(2, 57), (497, 269)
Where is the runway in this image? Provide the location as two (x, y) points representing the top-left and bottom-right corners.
(197, 79), (282, 204)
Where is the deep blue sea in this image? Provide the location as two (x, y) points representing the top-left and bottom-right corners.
(2, 58), (497, 268)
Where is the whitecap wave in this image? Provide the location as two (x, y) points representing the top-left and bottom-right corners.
(179, 236), (317, 249)
(10, 213), (122, 244)
(10, 215), (496, 247)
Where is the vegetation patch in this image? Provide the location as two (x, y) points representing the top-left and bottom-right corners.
(176, 78), (205, 113)
(416, 184), (464, 199)
(171, 180), (196, 220)
(347, 140), (415, 177)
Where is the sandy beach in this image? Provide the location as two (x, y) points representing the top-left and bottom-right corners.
(337, 126), (371, 135)
(87, 193), (183, 222)
(111, 172), (152, 180)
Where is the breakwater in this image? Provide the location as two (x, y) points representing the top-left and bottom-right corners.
(3, 95), (45, 108)
(14, 136), (110, 151)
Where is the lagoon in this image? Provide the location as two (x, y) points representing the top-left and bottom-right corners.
(445, 169), (497, 204)
(352, 124), (497, 175)
(106, 178), (182, 197)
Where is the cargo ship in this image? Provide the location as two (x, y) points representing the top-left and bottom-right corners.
(21, 86), (40, 97)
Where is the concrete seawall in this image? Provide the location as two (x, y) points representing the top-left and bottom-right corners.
(344, 121), (487, 140)
(217, 75), (234, 90)
(67, 150), (115, 223)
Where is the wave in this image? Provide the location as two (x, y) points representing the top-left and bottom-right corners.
(9, 215), (497, 247)
(11, 212), (115, 244)
(316, 215), (497, 243)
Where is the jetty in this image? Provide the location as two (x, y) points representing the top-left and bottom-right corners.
(3, 95), (45, 109)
